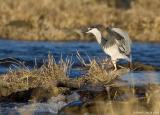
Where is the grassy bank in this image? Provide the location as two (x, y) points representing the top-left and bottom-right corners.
(0, 0), (160, 42)
(0, 54), (160, 114)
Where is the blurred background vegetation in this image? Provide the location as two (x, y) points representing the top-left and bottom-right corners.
(0, 0), (160, 42)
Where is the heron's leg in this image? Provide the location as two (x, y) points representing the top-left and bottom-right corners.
(118, 65), (126, 69)
(112, 60), (117, 71)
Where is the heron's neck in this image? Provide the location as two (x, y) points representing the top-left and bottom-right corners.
(92, 30), (102, 44)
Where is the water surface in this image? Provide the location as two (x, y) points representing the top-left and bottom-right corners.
(0, 40), (160, 114)
(0, 40), (159, 74)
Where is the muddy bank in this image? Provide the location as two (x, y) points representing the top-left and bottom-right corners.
(0, 0), (160, 42)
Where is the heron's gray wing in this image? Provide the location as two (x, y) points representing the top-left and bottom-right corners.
(112, 28), (132, 45)
(107, 27), (132, 55)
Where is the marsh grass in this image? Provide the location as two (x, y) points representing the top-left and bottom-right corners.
(0, 0), (160, 42)
(0, 54), (160, 114)
(0, 54), (69, 96)
(76, 51), (130, 84)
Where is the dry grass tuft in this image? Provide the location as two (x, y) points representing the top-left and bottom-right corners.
(0, 54), (69, 96)
(76, 52), (130, 85)
(86, 59), (129, 84)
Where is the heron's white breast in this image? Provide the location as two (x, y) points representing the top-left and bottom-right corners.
(103, 44), (127, 60)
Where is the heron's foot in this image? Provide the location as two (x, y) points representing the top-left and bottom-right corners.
(111, 60), (117, 71)
(118, 65), (132, 72)
(118, 65), (126, 69)
(113, 67), (117, 72)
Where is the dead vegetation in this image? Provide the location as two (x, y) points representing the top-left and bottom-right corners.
(0, 53), (129, 97)
(0, 53), (160, 114)
(0, 53), (159, 95)
(0, 54), (69, 97)
(0, 0), (160, 42)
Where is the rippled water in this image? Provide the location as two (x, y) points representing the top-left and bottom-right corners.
(0, 40), (160, 114)
(0, 40), (159, 74)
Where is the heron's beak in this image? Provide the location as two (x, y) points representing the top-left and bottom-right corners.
(86, 31), (90, 33)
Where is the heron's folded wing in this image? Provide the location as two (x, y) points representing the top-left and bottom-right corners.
(115, 39), (130, 55)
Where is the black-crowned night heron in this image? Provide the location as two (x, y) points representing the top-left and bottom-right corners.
(85, 25), (132, 71)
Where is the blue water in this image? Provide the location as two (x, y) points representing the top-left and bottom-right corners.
(0, 40), (159, 74)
